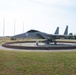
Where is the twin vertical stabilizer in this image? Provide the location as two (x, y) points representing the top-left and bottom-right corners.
(54, 27), (59, 34)
(64, 26), (68, 35)
(54, 26), (68, 35)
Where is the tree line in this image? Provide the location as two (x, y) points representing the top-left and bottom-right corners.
(65, 33), (76, 39)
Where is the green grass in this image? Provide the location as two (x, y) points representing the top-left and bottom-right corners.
(0, 50), (76, 75)
(0, 37), (45, 45)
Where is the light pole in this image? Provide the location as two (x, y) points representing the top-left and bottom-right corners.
(3, 18), (5, 36)
(23, 22), (24, 33)
(14, 19), (15, 35)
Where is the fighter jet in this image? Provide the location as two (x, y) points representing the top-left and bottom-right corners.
(13, 26), (68, 44)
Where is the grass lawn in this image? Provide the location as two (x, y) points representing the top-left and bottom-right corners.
(0, 37), (45, 45)
(0, 50), (76, 75)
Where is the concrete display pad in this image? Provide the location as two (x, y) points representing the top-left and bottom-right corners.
(2, 41), (76, 50)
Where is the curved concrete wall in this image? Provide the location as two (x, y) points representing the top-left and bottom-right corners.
(2, 41), (76, 50)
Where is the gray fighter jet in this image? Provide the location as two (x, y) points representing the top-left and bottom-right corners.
(12, 26), (68, 44)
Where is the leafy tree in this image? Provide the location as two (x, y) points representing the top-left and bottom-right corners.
(68, 33), (74, 39)
(73, 34), (76, 39)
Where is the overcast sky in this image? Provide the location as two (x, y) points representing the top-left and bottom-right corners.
(0, 0), (76, 36)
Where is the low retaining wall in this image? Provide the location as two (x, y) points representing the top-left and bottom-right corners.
(2, 41), (76, 50)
